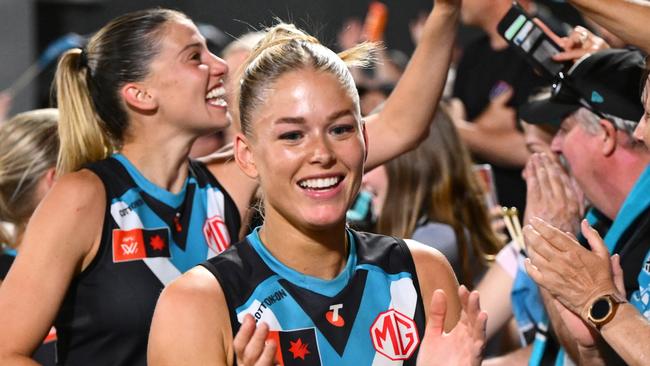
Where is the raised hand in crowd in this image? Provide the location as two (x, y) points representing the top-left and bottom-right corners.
(337, 18), (364, 50)
(472, 85), (516, 132)
(417, 287), (487, 366)
(409, 12), (428, 46)
(522, 153), (583, 234)
(534, 20), (610, 63)
(567, 0), (650, 54)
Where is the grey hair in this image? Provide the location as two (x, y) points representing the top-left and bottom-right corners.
(576, 107), (637, 134)
(575, 107), (643, 148)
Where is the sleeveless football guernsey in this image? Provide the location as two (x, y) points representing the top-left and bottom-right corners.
(54, 154), (240, 365)
(202, 229), (426, 366)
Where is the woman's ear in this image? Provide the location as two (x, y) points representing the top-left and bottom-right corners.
(234, 133), (259, 179)
(44, 167), (57, 189)
(121, 82), (158, 112)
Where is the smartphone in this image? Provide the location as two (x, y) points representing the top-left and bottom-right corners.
(497, 2), (567, 79)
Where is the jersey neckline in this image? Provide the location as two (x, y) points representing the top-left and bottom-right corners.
(246, 227), (357, 297)
(112, 153), (190, 208)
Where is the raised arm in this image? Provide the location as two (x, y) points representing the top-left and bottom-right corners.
(568, 0), (650, 54)
(0, 171), (104, 365)
(364, 0), (459, 170)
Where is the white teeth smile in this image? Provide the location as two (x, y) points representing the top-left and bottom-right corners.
(299, 176), (341, 190)
(206, 86), (227, 107)
(207, 98), (227, 107)
(206, 86), (226, 99)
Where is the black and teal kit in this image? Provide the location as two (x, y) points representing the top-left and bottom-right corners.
(202, 229), (426, 366)
(54, 154), (240, 366)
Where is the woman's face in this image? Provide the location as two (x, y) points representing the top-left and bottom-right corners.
(143, 17), (231, 134)
(361, 165), (388, 216)
(239, 68), (365, 230)
(633, 77), (650, 148)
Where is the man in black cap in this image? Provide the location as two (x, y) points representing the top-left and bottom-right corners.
(519, 48), (650, 364)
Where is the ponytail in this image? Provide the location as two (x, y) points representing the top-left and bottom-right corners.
(54, 49), (112, 174)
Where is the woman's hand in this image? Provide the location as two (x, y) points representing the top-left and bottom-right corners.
(417, 286), (487, 365)
(233, 315), (278, 366)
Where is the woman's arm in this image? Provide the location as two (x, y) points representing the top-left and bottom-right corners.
(0, 170), (104, 364)
(476, 262), (515, 340)
(568, 0), (650, 54)
(364, 0), (460, 170)
(406, 239), (462, 331)
(148, 266), (234, 366)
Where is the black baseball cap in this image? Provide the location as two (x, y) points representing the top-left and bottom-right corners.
(519, 49), (646, 126)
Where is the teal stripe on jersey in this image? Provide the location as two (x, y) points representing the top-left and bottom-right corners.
(113, 153), (189, 207)
(247, 228), (357, 297)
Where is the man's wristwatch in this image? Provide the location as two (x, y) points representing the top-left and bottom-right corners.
(585, 293), (627, 330)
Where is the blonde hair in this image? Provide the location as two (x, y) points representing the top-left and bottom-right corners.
(53, 8), (187, 174)
(0, 109), (59, 247)
(238, 23), (377, 137)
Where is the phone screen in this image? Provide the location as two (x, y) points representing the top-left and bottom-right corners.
(498, 4), (565, 78)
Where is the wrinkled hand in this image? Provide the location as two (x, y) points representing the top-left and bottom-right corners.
(473, 86), (517, 132)
(417, 286), (487, 366)
(524, 218), (620, 319)
(533, 20), (610, 63)
(233, 315), (278, 366)
(551, 254), (626, 347)
(523, 153), (582, 234)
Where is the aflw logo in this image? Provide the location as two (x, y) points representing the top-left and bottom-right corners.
(121, 241), (139, 255)
(370, 309), (420, 361)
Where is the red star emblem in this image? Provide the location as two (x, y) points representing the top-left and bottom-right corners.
(149, 235), (166, 251)
(288, 338), (310, 360)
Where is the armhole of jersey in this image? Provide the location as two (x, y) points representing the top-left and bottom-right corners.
(198, 260), (240, 337)
(395, 237), (427, 337)
(71, 165), (112, 282)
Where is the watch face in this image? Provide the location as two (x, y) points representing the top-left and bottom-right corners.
(591, 298), (612, 320)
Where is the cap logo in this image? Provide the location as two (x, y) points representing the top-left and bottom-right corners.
(591, 91), (604, 104)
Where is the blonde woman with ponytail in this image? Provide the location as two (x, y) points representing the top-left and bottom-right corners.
(0, 109), (59, 366)
(1, 0), (479, 364)
(149, 1), (488, 365)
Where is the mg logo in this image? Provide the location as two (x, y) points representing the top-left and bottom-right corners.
(203, 215), (230, 254)
(370, 309), (420, 361)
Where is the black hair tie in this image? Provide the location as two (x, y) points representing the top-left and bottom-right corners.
(78, 47), (88, 69)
